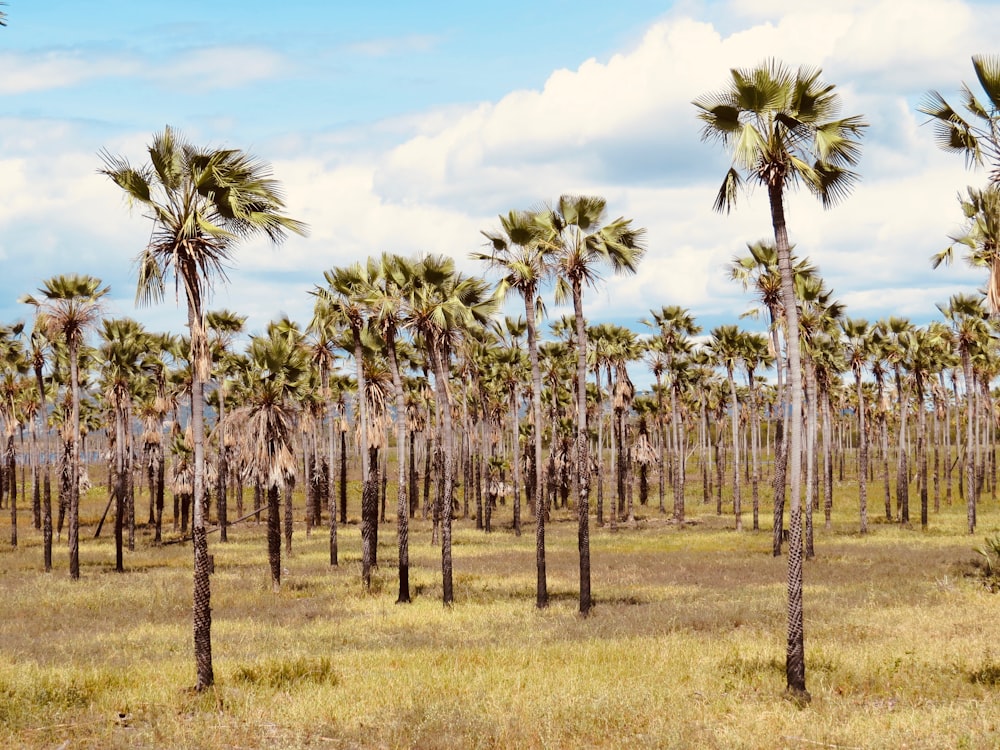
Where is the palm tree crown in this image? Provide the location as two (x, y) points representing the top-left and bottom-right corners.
(694, 59), (867, 212)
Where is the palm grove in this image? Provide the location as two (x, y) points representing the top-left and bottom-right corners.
(2, 57), (999, 701)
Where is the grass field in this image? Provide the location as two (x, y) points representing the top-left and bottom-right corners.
(0, 477), (998, 749)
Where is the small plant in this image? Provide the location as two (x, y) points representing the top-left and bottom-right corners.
(968, 656), (1000, 686)
(231, 656), (337, 689)
(973, 534), (1000, 592)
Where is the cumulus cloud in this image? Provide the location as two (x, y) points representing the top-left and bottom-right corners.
(1, 0), (996, 346)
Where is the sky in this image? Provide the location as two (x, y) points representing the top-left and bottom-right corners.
(1, 0), (998, 388)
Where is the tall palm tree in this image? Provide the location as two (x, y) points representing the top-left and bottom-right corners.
(306, 297), (344, 566)
(937, 293), (991, 534)
(0, 326), (27, 548)
(707, 325), (745, 531)
(231, 327), (308, 592)
(876, 316), (915, 523)
(100, 125), (306, 690)
(841, 318), (871, 534)
(22, 322), (52, 568)
(21, 274), (109, 580)
(206, 309), (246, 543)
(97, 317), (148, 572)
(642, 306), (700, 523)
(476, 210), (553, 608)
(909, 324), (951, 530)
(921, 55), (1000, 181)
(365, 252), (418, 604)
(406, 254), (498, 605)
(315, 263), (380, 590)
(539, 195), (646, 616)
(738, 331), (772, 532)
(695, 60), (867, 700)
(730, 241), (817, 554)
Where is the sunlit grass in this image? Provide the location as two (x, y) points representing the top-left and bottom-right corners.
(0, 475), (998, 748)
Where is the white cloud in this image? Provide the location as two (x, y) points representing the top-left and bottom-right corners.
(149, 46), (289, 90)
(1, 0), (997, 344)
(0, 50), (138, 93)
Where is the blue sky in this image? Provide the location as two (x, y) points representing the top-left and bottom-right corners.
(2, 0), (999, 386)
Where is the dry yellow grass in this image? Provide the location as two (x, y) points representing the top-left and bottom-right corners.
(0, 480), (998, 749)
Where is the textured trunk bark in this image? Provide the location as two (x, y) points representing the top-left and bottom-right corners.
(267, 483), (281, 592)
(524, 291), (547, 609)
(770, 182), (808, 702)
(572, 279), (591, 616)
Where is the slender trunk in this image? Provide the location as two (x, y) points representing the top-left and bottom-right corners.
(804, 358), (816, 559)
(189, 303), (214, 691)
(386, 339), (410, 604)
(895, 370), (910, 525)
(856, 382), (869, 536)
(770, 182), (808, 702)
(770, 317), (787, 557)
(267, 482), (281, 592)
(963, 353), (976, 534)
(572, 280), (592, 616)
(114, 409), (125, 572)
(917, 376), (928, 531)
(727, 368), (742, 532)
(217, 386), (228, 543)
(524, 289), (547, 609)
(69, 341), (81, 579)
(328, 393), (339, 567)
(430, 344), (456, 605)
(43, 468), (52, 571)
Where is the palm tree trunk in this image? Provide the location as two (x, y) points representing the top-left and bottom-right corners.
(430, 346), (456, 605)
(572, 280), (592, 616)
(769, 182), (808, 702)
(217, 386), (228, 542)
(963, 352), (975, 533)
(386, 341), (410, 603)
(328, 398), (339, 567)
(524, 290), (547, 609)
(188, 304), (214, 691)
(727, 369), (741, 532)
(43, 468), (52, 571)
(69, 341), (81, 579)
(267, 482), (281, 592)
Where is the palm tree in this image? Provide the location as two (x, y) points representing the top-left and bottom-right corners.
(921, 55), (1000, 181)
(406, 254), (498, 605)
(315, 263), (380, 590)
(306, 297), (344, 566)
(100, 125), (306, 690)
(206, 309), (246, 543)
(97, 317), (148, 572)
(876, 316), (915, 524)
(0, 325), (27, 548)
(738, 331), (772, 532)
(937, 293), (991, 533)
(365, 252), (418, 603)
(909, 324), (951, 530)
(231, 327), (308, 592)
(21, 274), (109, 580)
(707, 325), (744, 531)
(539, 195), (646, 616)
(730, 241), (817, 554)
(22, 322), (52, 568)
(841, 318), (871, 534)
(476, 210), (553, 608)
(933, 185), (1000, 314)
(642, 306), (701, 523)
(695, 60), (867, 700)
